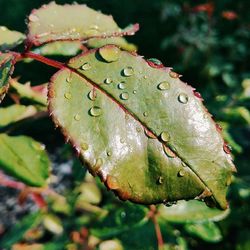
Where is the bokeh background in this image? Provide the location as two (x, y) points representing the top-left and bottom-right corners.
(0, 0), (250, 249)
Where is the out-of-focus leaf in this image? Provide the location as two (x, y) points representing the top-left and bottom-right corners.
(0, 212), (42, 249)
(27, 2), (139, 46)
(0, 52), (15, 103)
(0, 104), (37, 129)
(12, 243), (44, 250)
(0, 134), (50, 187)
(184, 221), (222, 242)
(99, 239), (123, 250)
(223, 106), (250, 124)
(49, 45), (235, 209)
(43, 214), (63, 235)
(0, 26), (25, 50)
(158, 200), (229, 223)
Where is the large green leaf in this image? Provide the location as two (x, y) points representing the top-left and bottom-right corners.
(27, 2), (139, 46)
(0, 52), (15, 103)
(0, 134), (50, 186)
(48, 45), (235, 209)
(0, 26), (25, 50)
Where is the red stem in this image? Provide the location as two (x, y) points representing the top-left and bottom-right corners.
(22, 52), (65, 69)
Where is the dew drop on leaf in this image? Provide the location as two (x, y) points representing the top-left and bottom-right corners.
(118, 82), (126, 90)
(178, 93), (188, 104)
(80, 142), (89, 151)
(133, 90), (137, 94)
(163, 145), (176, 158)
(88, 90), (97, 101)
(143, 112), (148, 117)
(147, 58), (163, 68)
(160, 131), (170, 142)
(81, 62), (91, 70)
(123, 66), (134, 77)
(107, 150), (112, 156)
(157, 176), (164, 184)
(178, 169), (185, 177)
(157, 81), (170, 90)
(120, 92), (129, 100)
(223, 142), (231, 154)
(169, 71), (179, 78)
(106, 175), (119, 190)
(64, 92), (72, 100)
(99, 46), (121, 62)
(89, 106), (102, 117)
(144, 129), (157, 139)
(104, 77), (113, 84)
(74, 114), (81, 121)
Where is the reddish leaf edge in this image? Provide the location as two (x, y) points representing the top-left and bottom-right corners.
(47, 45), (236, 209)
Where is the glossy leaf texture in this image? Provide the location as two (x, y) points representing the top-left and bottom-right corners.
(0, 26), (25, 50)
(0, 53), (15, 103)
(48, 45), (235, 209)
(0, 134), (50, 187)
(27, 2), (139, 46)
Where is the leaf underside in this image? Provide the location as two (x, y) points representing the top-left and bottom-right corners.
(27, 2), (139, 46)
(0, 134), (50, 187)
(0, 53), (15, 103)
(0, 26), (25, 50)
(48, 46), (234, 210)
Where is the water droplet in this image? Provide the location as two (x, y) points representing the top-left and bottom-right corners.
(94, 158), (103, 170)
(125, 114), (129, 120)
(178, 169), (185, 177)
(88, 90), (97, 101)
(64, 92), (72, 99)
(99, 46), (120, 62)
(120, 138), (125, 144)
(144, 129), (157, 139)
(118, 82), (126, 90)
(163, 200), (177, 207)
(104, 77), (113, 84)
(66, 76), (72, 83)
(157, 176), (164, 184)
(169, 71), (179, 78)
(143, 112), (148, 117)
(29, 14), (39, 22)
(123, 66), (134, 77)
(80, 143), (89, 151)
(143, 75), (148, 79)
(147, 58), (163, 68)
(89, 106), (102, 117)
(106, 175), (119, 190)
(90, 24), (99, 30)
(81, 62), (91, 70)
(157, 81), (170, 90)
(223, 142), (231, 154)
(107, 150), (112, 156)
(160, 131), (170, 142)
(74, 114), (81, 121)
(178, 93), (188, 104)
(136, 127), (142, 133)
(120, 92), (129, 100)
(163, 145), (176, 158)
(133, 90), (137, 94)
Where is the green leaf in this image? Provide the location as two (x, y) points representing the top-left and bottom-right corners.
(158, 200), (229, 223)
(184, 221), (223, 243)
(0, 52), (15, 103)
(0, 26), (25, 50)
(0, 134), (50, 186)
(0, 104), (37, 129)
(27, 2), (139, 46)
(48, 45), (235, 209)
(0, 212), (42, 249)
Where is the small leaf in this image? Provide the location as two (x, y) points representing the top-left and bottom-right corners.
(27, 2), (139, 46)
(158, 200), (229, 223)
(0, 104), (37, 129)
(0, 52), (15, 103)
(0, 212), (42, 249)
(184, 221), (223, 242)
(0, 26), (25, 50)
(0, 134), (50, 186)
(49, 45), (235, 209)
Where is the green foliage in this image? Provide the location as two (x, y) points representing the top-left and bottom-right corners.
(0, 0), (248, 249)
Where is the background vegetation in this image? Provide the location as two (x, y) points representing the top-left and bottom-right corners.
(0, 0), (249, 249)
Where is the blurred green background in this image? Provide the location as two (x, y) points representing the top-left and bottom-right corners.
(0, 0), (250, 249)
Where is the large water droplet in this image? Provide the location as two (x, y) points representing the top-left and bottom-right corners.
(178, 93), (188, 104)
(158, 81), (170, 90)
(88, 90), (97, 101)
(106, 175), (119, 190)
(64, 92), (72, 99)
(163, 145), (176, 158)
(169, 71), (179, 78)
(160, 131), (170, 142)
(147, 58), (163, 68)
(81, 62), (91, 70)
(89, 106), (102, 117)
(120, 92), (129, 100)
(80, 143), (89, 151)
(104, 78), (113, 84)
(74, 114), (81, 121)
(123, 67), (134, 77)
(99, 46), (120, 62)
(118, 82), (126, 90)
